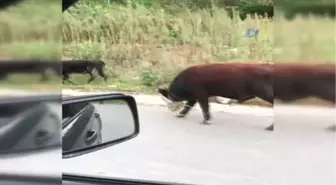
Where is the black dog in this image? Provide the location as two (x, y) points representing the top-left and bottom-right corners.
(62, 60), (108, 85)
(0, 60), (61, 82)
(158, 63), (274, 131)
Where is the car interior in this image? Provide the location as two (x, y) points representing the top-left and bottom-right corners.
(62, 174), (192, 185)
(0, 0), (194, 185)
(0, 174), (60, 185)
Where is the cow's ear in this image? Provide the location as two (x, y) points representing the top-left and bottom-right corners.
(157, 88), (167, 96)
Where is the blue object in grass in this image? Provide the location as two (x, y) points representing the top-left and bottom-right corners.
(244, 29), (259, 38)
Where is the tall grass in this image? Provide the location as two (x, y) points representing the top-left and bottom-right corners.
(62, 3), (334, 90)
(0, 0), (61, 90)
(0, 0), (61, 42)
(274, 12), (335, 63)
(2, 1), (331, 91)
(62, 2), (274, 88)
(0, 0), (61, 60)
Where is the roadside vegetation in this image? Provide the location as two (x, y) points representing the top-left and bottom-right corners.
(62, 0), (272, 92)
(0, 0), (61, 91)
(61, 0), (334, 93)
(0, 0), (334, 102)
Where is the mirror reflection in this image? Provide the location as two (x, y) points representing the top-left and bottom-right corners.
(62, 99), (135, 153)
(0, 100), (61, 155)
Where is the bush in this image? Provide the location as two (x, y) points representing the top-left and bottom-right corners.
(140, 71), (164, 87)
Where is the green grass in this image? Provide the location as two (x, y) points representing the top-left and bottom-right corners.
(274, 11), (335, 63)
(62, 2), (274, 91)
(0, 42), (61, 60)
(61, 2), (334, 92)
(0, 0), (61, 43)
(0, 0), (61, 60)
(0, 0), (61, 90)
(0, 74), (62, 91)
(1, 1), (334, 93)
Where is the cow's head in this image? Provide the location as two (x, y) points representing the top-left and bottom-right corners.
(157, 88), (170, 99)
(157, 88), (184, 112)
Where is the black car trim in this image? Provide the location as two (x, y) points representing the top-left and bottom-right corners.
(62, 94), (140, 158)
(62, 104), (96, 152)
(0, 173), (60, 184)
(62, 104), (89, 129)
(63, 173), (194, 185)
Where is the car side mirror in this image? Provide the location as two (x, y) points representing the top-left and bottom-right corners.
(62, 94), (140, 159)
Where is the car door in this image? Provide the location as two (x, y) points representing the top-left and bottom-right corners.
(62, 103), (102, 152)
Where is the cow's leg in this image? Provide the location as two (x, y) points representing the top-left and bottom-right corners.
(40, 70), (49, 82)
(253, 85), (274, 131)
(237, 95), (256, 104)
(176, 100), (197, 118)
(53, 68), (62, 79)
(67, 79), (75, 85)
(228, 95), (256, 105)
(62, 74), (68, 84)
(256, 88), (274, 105)
(96, 66), (108, 81)
(87, 71), (95, 84)
(311, 85), (335, 132)
(311, 83), (335, 103)
(63, 74), (75, 85)
(197, 98), (211, 125)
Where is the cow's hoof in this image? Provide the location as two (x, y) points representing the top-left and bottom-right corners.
(202, 120), (211, 125)
(265, 124), (274, 131)
(176, 113), (186, 118)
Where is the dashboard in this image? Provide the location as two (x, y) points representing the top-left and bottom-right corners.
(62, 174), (192, 185)
(0, 180), (59, 185)
(0, 177), (59, 185)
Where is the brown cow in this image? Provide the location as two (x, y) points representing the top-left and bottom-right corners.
(224, 63), (335, 104)
(157, 63), (275, 131)
(274, 63), (335, 103)
(274, 63), (335, 131)
(158, 62), (335, 131)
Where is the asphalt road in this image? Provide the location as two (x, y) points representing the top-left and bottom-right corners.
(92, 103), (135, 142)
(62, 104), (335, 185)
(0, 148), (61, 177)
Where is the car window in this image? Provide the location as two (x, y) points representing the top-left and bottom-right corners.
(62, 102), (89, 121)
(61, 1), (336, 185)
(0, 99), (61, 154)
